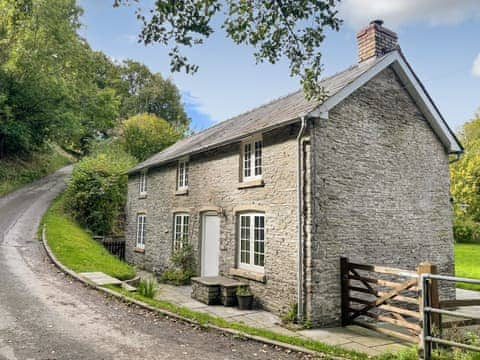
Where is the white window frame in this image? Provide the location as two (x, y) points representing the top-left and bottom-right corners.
(238, 212), (265, 273)
(173, 213), (189, 252)
(242, 135), (263, 182)
(177, 157), (189, 190)
(139, 170), (147, 196)
(136, 214), (146, 250)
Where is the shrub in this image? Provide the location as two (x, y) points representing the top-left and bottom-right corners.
(280, 303), (298, 324)
(453, 216), (480, 243)
(160, 243), (196, 285)
(236, 286), (252, 296)
(138, 277), (158, 298)
(64, 143), (136, 235)
(120, 113), (182, 161)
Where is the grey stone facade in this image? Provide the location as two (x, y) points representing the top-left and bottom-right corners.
(126, 125), (301, 315)
(307, 67), (454, 325)
(125, 66), (455, 325)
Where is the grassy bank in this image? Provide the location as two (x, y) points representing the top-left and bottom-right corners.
(0, 144), (73, 196)
(41, 195), (135, 280)
(455, 243), (480, 291)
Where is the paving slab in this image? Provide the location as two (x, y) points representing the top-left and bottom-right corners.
(79, 272), (122, 286)
(151, 282), (410, 356)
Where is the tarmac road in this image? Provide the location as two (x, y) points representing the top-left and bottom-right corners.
(0, 167), (311, 360)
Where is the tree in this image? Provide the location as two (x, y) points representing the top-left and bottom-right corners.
(113, 0), (342, 100)
(121, 113), (182, 161)
(117, 61), (190, 130)
(451, 113), (480, 221)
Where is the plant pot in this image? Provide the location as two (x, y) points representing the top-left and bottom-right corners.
(237, 294), (253, 310)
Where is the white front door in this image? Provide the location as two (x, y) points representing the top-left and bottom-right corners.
(202, 213), (220, 277)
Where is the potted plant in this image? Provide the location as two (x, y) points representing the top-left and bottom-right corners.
(236, 286), (253, 310)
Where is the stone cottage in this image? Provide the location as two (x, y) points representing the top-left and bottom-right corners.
(125, 21), (462, 326)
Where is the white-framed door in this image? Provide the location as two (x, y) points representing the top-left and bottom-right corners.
(201, 213), (220, 277)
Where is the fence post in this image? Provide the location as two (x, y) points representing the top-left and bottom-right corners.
(340, 257), (349, 326)
(417, 262), (439, 360)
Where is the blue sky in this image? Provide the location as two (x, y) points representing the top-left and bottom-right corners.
(78, 1), (480, 133)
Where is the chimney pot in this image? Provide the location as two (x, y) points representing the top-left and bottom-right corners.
(357, 20), (398, 62)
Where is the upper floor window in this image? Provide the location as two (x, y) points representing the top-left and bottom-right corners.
(136, 214), (146, 250)
(139, 171), (147, 195)
(173, 213), (189, 251)
(239, 213), (265, 272)
(243, 137), (262, 181)
(177, 158), (189, 190)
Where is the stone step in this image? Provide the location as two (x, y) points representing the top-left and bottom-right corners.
(122, 282), (137, 292)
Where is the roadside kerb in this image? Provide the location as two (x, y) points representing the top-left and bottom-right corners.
(41, 224), (344, 359)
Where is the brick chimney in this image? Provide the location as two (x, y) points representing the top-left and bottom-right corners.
(357, 20), (398, 62)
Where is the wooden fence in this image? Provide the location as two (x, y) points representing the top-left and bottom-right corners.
(340, 257), (437, 344)
(341, 257), (480, 358)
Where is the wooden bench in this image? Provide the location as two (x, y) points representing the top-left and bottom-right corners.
(191, 276), (247, 306)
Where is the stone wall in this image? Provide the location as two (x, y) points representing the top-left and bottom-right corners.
(308, 67), (454, 325)
(125, 125), (301, 315)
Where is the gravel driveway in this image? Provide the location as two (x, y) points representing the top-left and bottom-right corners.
(0, 167), (311, 360)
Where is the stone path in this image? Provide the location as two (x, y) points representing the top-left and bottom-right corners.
(155, 284), (411, 356)
(79, 272), (122, 286)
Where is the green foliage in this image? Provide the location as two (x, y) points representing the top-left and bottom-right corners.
(42, 195), (135, 280)
(0, 1), (188, 158)
(450, 113), (480, 244)
(0, 143), (72, 196)
(453, 217), (480, 243)
(114, 0), (342, 100)
(138, 277), (158, 299)
(280, 303), (298, 324)
(161, 243), (196, 285)
(121, 113), (182, 161)
(64, 144), (136, 235)
(236, 286), (252, 296)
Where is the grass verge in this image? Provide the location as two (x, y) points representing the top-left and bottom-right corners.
(0, 143), (74, 196)
(41, 195), (135, 280)
(104, 285), (418, 360)
(455, 243), (480, 291)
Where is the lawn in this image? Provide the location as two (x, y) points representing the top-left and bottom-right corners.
(42, 195), (135, 280)
(455, 243), (480, 291)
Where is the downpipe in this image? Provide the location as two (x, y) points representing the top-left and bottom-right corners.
(296, 116), (307, 321)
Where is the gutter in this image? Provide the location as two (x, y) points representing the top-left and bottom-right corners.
(296, 115), (307, 321)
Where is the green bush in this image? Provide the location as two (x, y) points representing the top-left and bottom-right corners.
(453, 216), (480, 243)
(138, 277), (158, 298)
(160, 243), (196, 285)
(121, 113), (182, 161)
(64, 143), (136, 235)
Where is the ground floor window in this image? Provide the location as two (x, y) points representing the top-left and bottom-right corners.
(173, 213), (189, 251)
(136, 214), (146, 249)
(239, 213), (265, 272)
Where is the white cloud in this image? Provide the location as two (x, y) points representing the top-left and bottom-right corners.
(339, 0), (480, 28)
(473, 54), (480, 77)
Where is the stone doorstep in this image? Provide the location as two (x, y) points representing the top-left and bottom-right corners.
(191, 276), (248, 306)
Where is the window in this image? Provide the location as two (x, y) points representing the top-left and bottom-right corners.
(173, 213), (189, 251)
(243, 137), (262, 181)
(136, 214), (146, 249)
(139, 171), (147, 195)
(239, 213), (265, 272)
(177, 158), (189, 190)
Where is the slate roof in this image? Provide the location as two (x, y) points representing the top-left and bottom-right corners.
(129, 56), (382, 174)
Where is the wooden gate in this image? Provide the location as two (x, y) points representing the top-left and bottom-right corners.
(340, 257), (436, 343)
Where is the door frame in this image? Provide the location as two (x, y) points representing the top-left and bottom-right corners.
(201, 211), (220, 277)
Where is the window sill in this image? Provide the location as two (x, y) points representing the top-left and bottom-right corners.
(237, 179), (264, 189)
(229, 267), (265, 283)
(134, 247), (145, 254)
(175, 188), (188, 196)
(139, 193), (147, 199)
